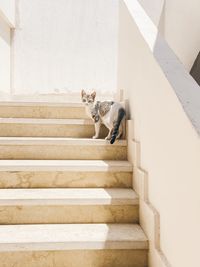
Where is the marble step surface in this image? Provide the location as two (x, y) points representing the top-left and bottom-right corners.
(0, 118), (109, 138)
(0, 118), (94, 138)
(0, 101), (88, 119)
(0, 160), (132, 188)
(0, 188), (139, 224)
(0, 137), (127, 160)
(0, 224), (148, 267)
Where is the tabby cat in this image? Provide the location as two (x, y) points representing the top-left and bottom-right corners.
(81, 90), (125, 144)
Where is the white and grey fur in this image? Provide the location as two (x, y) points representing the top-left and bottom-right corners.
(81, 90), (126, 144)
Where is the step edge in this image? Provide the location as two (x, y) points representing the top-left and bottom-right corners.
(0, 189), (138, 205)
(0, 102), (84, 107)
(0, 240), (148, 251)
(0, 199), (139, 206)
(0, 138), (127, 146)
(0, 224), (148, 251)
(0, 118), (93, 125)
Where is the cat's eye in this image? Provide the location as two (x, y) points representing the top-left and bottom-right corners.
(83, 99), (86, 102)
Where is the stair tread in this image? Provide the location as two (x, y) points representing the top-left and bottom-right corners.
(0, 160), (132, 171)
(0, 137), (127, 146)
(0, 224), (148, 251)
(0, 102), (83, 107)
(0, 188), (138, 205)
(0, 118), (92, 124)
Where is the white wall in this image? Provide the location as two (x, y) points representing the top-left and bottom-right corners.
(0, 16), (11, 94)
(13, 0), (119, 97)
(0, 0), (15, 27)
(118, 1), (200, 267)
(0, 0), (15, 96)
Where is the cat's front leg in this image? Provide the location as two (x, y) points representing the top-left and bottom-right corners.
(92, 121), (101, 139)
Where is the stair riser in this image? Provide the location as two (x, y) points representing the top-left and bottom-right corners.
(0, 250), (147, 267)
(0, 171), (132, 188)
(0, 106), (87, 119)
(0, 205), (138, 224)
(0, 124), (108, 138)
(0, 145), (127, 160)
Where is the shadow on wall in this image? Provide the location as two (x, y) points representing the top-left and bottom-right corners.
(118, 2), (200, 267)
(190, 52), (200, 86)
(121, 0), (200, 136)
(153, 33), (200, 134)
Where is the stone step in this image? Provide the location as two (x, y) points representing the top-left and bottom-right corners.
(0, 118), (109, 138)
(0, 224), (148, 267)
(0, 188), (138, 224)
(0, 102), (87, 119)
(0, 160), (132, 188)
(0, 137), (127, 160)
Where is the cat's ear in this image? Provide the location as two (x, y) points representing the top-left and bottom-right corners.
(91, 91), (96, 100)
(81, 89), (86, 98)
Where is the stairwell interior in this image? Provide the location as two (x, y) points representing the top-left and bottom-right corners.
(1, 0), (200, 266)
(0, 102), (148, 267)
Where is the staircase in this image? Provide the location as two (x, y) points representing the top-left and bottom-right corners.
(0, 101), (148, 267)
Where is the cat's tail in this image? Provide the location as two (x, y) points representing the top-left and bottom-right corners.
(110, 108), (126, 144)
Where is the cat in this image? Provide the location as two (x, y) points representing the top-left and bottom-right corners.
(81, 90), (126, 144)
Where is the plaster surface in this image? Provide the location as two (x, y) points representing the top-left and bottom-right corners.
(13, 0), (119, 96)
(0, 0), (15, 27)
(118, 1), (200, 266)
(0, 16), (10, 94)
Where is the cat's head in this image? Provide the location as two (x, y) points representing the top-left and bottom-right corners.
(81, 90), (96, 106)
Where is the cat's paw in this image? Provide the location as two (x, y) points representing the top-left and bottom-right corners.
(92, 135), (98, 139)
(105, 136), (111, 140)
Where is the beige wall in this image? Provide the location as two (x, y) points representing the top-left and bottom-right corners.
(138, 0), (164, 26)
(140, 0), (200, 72)
(162, 0), (200, 71)
(118, 1), (200, 267)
